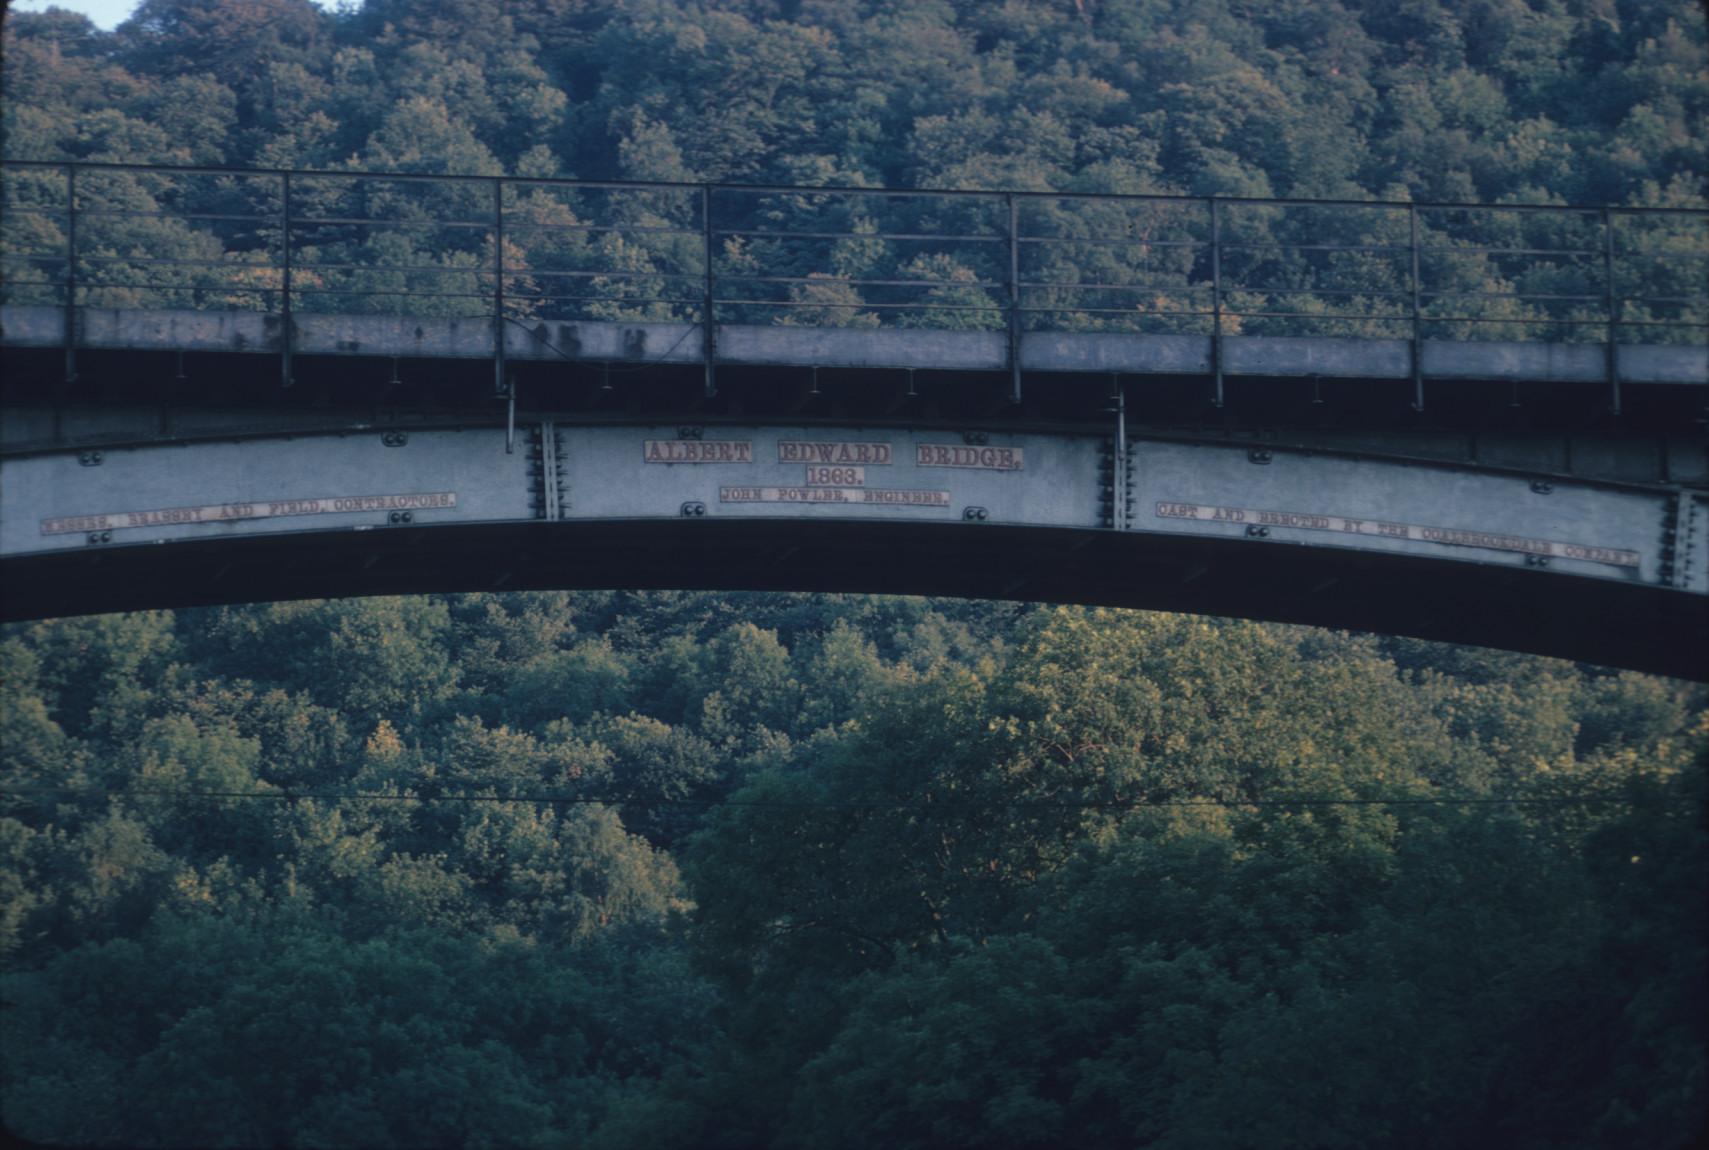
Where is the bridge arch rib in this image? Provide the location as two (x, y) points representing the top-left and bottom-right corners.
(2, 422), (1703, 680)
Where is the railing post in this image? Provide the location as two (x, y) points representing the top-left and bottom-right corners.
(702, 183), (717, 399)
(1603, 207), (1620, 416)
(280, 170), (293, 389)
(1409, 203), (1423, 412)
(1007, 192), (1022, 405)
(495, 178), (517, 453)
(1209, 196), (1223, 409)
(63, 163), (78, 385)
(493, 177), (508, 400)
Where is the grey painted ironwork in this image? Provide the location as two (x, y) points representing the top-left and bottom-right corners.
(4, 420), (1677, 577)
(1, 419), (1702, 676)
(1132, 439), (1662, 581)
(4, 161), (1705, 674)
(1112, 379), (1128, 531)
(9, 305), (1703, 390)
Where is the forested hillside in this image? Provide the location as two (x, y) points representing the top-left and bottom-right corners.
(1, 594), (1705, 1146)
(4, 1), (1707, 341)
(3, 2), (1708, 1146)
(7, 0), (1707, 204)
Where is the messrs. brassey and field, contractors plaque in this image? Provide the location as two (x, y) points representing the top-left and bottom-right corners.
(42, 493), (458, 536)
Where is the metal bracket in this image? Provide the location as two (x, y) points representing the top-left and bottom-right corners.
(1112, 378), (1128, 531)
(387, 510), (414, 525)
(77, 450), (103, 467)
(678, 425), (704, 440)
(962, 506), (989, 522)
(1124, 439), (1136, 531)
(1659, 492), (1684, 588)
(381, 431), (409, 448)
(505, 379), (516, 455)
(1530, 480), (1553, 495)
(1248, 449), (1273, 465)
(85, 530), (111, 545)
(1677, 496), (1701, 592)
(529, 422), (562, 521)
(681, 501), (707, 517)
(1246, 525), (1271, 539)
(962, 431), (989, 446)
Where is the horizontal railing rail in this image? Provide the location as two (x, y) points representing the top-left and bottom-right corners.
(2, 159), (1705, 409)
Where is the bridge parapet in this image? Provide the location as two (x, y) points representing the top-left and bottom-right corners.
(5, 304), (1707, 387)
(5, 161), (1705, 411)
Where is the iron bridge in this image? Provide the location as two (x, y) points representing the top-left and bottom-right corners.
(1, 162), (1705, 677)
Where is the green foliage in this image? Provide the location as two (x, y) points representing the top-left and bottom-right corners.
(1, 592), (1703, 1146)
(5, 0), (1702, 332)
(2, 0), (1708, 1140)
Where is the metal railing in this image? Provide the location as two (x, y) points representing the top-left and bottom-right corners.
(2, 159), (1705, 409)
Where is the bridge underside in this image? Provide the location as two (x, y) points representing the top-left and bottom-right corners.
(3, 515), (1703, 680)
